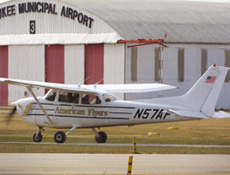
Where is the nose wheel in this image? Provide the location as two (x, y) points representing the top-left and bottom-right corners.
(33, 128), (44, 142)
(33, 132), (42, 142)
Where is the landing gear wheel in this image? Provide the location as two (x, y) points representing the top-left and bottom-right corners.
(95, 131), (107, 143)
(54, 131), (66, 143)
(33, 132), (43, 142)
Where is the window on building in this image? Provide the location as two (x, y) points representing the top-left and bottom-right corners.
(131, 47), (137, 82)
(155, 48), (160, 82)
(225, 50), (230, 83)
(178, 48), (184, 82)
(201, 49), (207, 75)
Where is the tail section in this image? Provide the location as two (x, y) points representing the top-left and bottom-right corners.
(139, 64), (229, 117)
(182, 64), (228, 116)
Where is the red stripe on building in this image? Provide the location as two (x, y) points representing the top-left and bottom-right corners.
(85, 44), (104, 84)
(45, 45), (64, 84)
(0, 46), (8, 106)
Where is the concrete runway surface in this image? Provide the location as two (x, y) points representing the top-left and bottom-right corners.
(1, 154), (230, 175)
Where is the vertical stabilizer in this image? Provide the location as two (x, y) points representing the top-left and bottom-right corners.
(180, 64), (228, 116)
(199, 65), (228, 116)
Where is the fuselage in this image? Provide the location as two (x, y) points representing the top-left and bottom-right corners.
(14, 94), (193, 129)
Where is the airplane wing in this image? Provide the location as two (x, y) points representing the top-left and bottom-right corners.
(82, 83), (177, 93)
(0, 78), (95, 93)
(0, 78), (177, 93)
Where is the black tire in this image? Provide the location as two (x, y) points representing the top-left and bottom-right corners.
(33, 132), (43, 142)
(54, 131), (66, 143)
(95, 131), (107, 143)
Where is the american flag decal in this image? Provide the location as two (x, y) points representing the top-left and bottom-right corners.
(205, 76), (217, 83)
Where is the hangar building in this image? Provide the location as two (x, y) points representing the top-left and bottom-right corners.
(0, 0), (230, 109)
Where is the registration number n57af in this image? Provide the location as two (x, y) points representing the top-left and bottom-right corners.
(133, 109), (170, 120)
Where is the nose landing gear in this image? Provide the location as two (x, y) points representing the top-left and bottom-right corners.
(33, 127), (44, 142)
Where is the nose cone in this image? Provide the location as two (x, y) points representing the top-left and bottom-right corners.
(12, 98), (34, 117)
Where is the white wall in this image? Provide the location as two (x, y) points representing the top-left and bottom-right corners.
(8, 45), (45, 103)
(104, 43), (125, 99)
(64, 45), (84, 85)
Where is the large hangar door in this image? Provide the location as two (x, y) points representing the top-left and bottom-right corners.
(85, 44), (104, 84)
(0, 46), (8, 106)
(45, 45), (64, 84)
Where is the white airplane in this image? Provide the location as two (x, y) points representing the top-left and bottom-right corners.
(0, 64), (229, 144)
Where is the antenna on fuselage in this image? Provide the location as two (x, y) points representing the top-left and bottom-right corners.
(94, 78), (104, 89)
(78, 76), (91, 88)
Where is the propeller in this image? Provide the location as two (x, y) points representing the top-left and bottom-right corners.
(6, 106), (17, 125)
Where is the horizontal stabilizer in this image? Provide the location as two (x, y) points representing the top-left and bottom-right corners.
(213, 111), (230, 119)
(169, 109), (209, 119)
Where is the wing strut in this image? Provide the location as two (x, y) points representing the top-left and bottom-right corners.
(26, 86), (54, 126)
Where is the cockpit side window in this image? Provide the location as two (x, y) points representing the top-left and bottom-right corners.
(58, 91), (67, 102)
(72, 93), (79, 104)
(82, 94), (101, 105)
(58, 91), (79, 104)
(45, 90), (56, 101)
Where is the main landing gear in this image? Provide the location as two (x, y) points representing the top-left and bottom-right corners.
(54, 131), (66, 143)
(32, 127), (108, 144)
(92, 128), (107, 143)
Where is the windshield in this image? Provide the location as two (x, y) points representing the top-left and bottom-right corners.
(45, 90), (56, 101)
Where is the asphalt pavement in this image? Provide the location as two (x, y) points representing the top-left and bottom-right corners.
(1, 153), (230, 175)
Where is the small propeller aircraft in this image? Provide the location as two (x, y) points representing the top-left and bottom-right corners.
(0, 64), (229, 144)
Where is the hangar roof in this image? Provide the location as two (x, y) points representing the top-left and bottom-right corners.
(0, 0), (230, 44)
(61, 0), (230, 44)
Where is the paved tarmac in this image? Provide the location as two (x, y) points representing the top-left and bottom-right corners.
(1, 154), (230, 175)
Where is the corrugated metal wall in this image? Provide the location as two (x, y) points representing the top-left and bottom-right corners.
(85, 44), (104, 84)
(104, 44), (125, 99)
(125, 44), (230, 109)
(45, 45), (64, 84)
(8, 45), (45, 103)
(65, 45), (85, 84)
(104, 44), (125, 84)
(0, 46), (8, 106)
